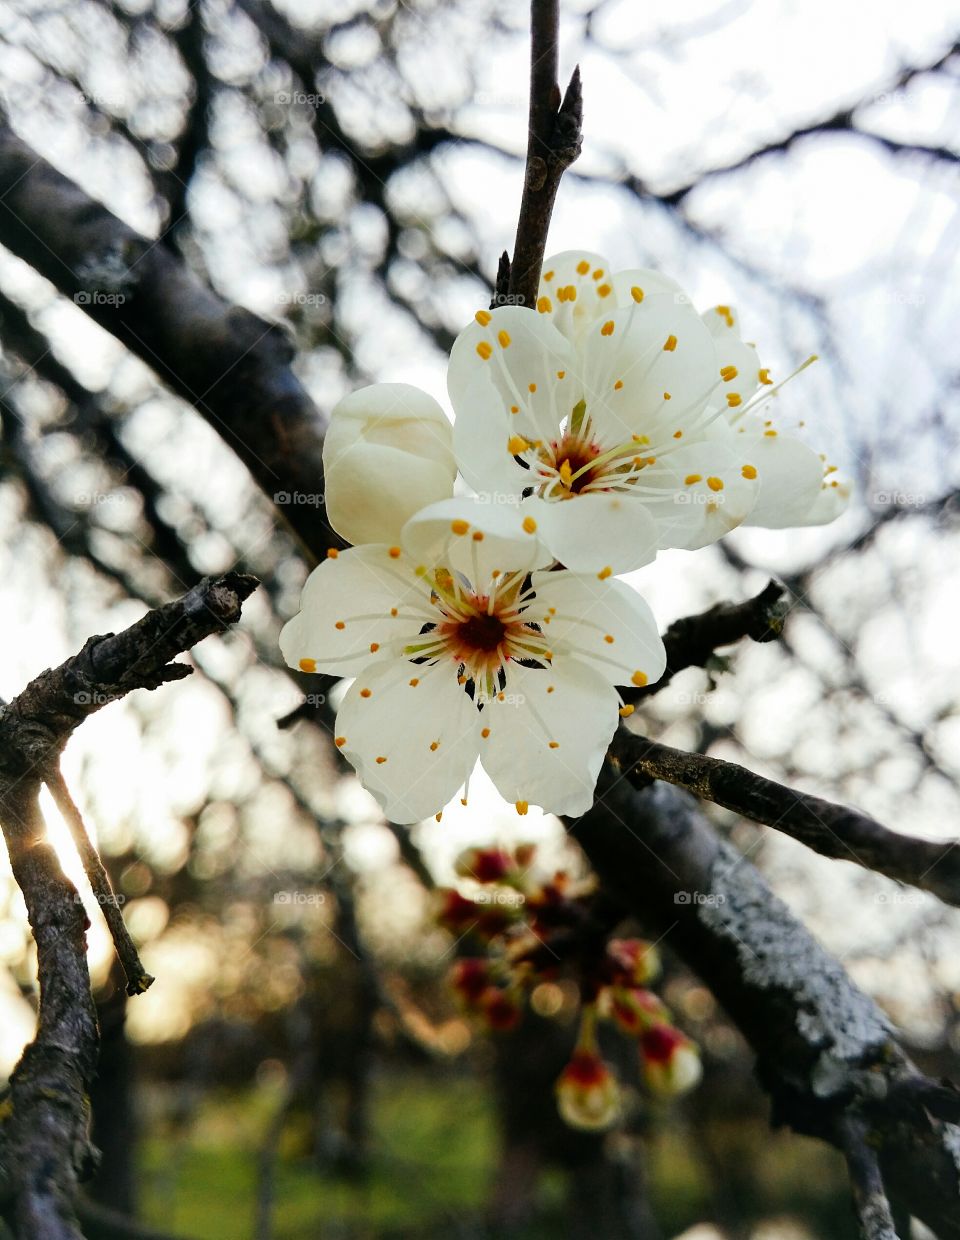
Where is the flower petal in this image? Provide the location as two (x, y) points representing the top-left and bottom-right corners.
(322, 383), (456, 546)
(448, 307), (576, 484)
(482, 658), (621, 816)
(535, 250), (614, 346)
(637, 437), (760, 550)
(402, 495), (551, 582)
(736, 431), (828, 528)
(521, 492), (658, 575)
(527, 572), (667, 688)
(575, 296), (720, 448)
(279, 545), (432, 676)
(336, 659), (481, 824)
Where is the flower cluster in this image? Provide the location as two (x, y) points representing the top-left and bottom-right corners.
(280, 251), (848, 823)
(441, 844), (701, 1131)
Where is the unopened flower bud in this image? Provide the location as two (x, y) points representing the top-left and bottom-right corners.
(454, 846), (516, 885)
(322, 383), (456, 546)
(639, 1024), (702, 1096)
(555, 1050), (621, 1132)
(605, 938), (660, 985)
(449, 958), (491, 1008)
(605, 985), (669, 1036)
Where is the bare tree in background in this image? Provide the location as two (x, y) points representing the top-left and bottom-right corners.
(0, 1), (959, 1237)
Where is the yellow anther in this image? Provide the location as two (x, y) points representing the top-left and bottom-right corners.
(543, 270), (554, 282)
(663, 334), (678, 351)
(528, 382), (537, 393)
(764, 429), (778, 437)
(299, 658), (317, 673)
(548, 741), (560, 749)
(631, 286), (644, 303)
(435, 812), (442, 821)
(604, 634), (615, 644)
(684, 474), (702, 485)
(476, 341), (493, 360)
(515, 800), (529, 815)
(619, 704), (635, 717)
(614, 379), (624, 391)
(741, 464), (757, 479)
(475, 310), (492, 325)
(409, 677), (419, 686)
(335, 736), (346, 747)
(707, 477), (724, 492)
(631, 670), (648, 687)
(559, 459), (573, 488)
(632, 434), (650, 444)
(522, 516), (537, 533)
(376, 755), (387, 764)
(720, 365), (738, 381)
(537, 296), (552, 313)
(360, 688), (372, 698)
(557, 369), (565, 379)
(390, 607), (398, 617)
(498, 330), (511, 348)
(508, 435), (531, 455)
(388, 546), (401, 558)
(597, 283), (612, 297)
(726, 393), (742, 407)
(593, 268), (604, 279)
(758, 368), (772, 384)
(597, 566), (612, 580)
(510, 404), (519, 413)
(327, 547), (339, 558)
(715, 305), (734, 327)
(601, 320), (615, 336)
(663, 392), (672, 401)
(673, 430), (683, 439)
(481, 727), (491, 738)
(430, 741), (440, 751)
(576, 260), (590, 275)
(335, 621), (345, 630)
(369, 642), (379, 652)
(450, 519), (470, 535)
(472, 531), (484, 542)
(547, 685), (555, 693)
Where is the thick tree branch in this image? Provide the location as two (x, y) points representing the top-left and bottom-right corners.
(570, 778), (960, 1238)
(611, 731), (960, 907)
(507, 1), (583, 307)
(839, 1115), (900, 1240)
(0, 121), (336, 561)
(0, 572), (258, 1239)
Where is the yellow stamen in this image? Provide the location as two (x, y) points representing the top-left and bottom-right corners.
(299, 658), (316, 673)
(619, 704), (635, 717)
(707, 477), (724, 492)
(684, 473), (702, 485)
(475, 310), (491, 325)
(726, 393), (742, 407)
(522, 516), (537, 533)
(450, 519), (470, 535)
(498, 330), (511, 348)
(742, 464), (757, 479)
(720, 365), (738, 381)
(631, 671), (648, 687)
(515, 800), (529, 815)
(663, 335), (677, 351)
(600, 320), (615, 336)
(476, 341), (492, 360)
(631, 286), (644, 303)
(537, 296), (552, 313)
(597, 566), (612, 580)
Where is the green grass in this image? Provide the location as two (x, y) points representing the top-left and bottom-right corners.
(140, 1072), (495, 1238)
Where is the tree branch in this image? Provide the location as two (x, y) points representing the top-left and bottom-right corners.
(611, 731), (960, 907)
(569, 778), (960, 1238)
(0, 573), (258, 1239)
(839, 1115), (900, 1240)
(507, 0), (583, 307)
(623, 579), (788, 706)
(0, 121), (336, 561)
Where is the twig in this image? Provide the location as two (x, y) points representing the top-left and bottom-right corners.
(838, 1115), (900, 1240)
(507, 0), (583, 308)
(43, 768), (154, 997)
(624, 579), (789, 705)
(611, 732), (960, 907)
